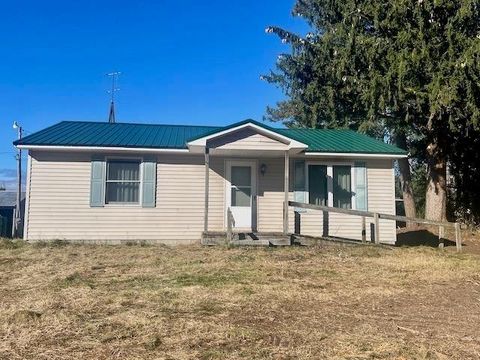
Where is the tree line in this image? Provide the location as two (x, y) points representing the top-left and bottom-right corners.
(263, 0), (480, 224)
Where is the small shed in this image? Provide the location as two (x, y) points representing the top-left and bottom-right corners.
(0, 192), (25, 238)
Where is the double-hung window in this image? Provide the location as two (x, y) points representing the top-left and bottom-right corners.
(308, 165), (328, 206)
(333, 166), (352, 209)
(105, 160), (141, 204)
(308, 164), (353, 209)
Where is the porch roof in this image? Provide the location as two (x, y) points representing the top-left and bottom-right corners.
(14, 119), (407, 156)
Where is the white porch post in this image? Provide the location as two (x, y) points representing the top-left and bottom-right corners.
(204, 147), (210, 233)
(283, 150), (290, 235)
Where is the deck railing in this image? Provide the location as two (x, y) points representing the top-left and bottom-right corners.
(288, 201), (462, 252)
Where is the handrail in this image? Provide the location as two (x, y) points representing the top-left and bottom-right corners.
(290, 201), (376, 218)
(289, 201), (457, 228)
(288, 201), (462, 251)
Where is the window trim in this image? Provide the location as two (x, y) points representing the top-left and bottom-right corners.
(103, 156), (144, 207)
(305, 161), (356, 210)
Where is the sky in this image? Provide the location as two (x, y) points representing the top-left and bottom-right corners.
(0, 0), (309, 190)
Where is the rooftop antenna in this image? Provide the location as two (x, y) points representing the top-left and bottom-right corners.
(107, 71), (121, 123)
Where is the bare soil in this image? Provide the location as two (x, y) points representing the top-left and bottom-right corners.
(396, 226), (480, 255)
(0, 239), (480, 359)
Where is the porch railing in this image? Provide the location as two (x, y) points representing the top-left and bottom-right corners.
(288, 201), (462, 252)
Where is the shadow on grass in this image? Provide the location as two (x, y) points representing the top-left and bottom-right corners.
(396, 229), (456, 248)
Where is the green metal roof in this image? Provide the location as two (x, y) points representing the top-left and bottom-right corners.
(14, 121), (220, 149)
(277, 128), (405, 154)
(14, 120), (407, 155)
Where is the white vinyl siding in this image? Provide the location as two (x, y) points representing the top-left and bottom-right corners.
(208, 127), (289, 151)
(25, 152), (396, 245)
(27, 152), (209, 244)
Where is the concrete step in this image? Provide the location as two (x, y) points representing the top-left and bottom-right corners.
(202, 232), (291, 246)
(231, 239), (271, 246)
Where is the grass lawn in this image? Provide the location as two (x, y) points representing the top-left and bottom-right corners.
(1, 240), (480, 360)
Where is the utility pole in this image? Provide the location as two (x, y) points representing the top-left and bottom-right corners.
(107, 71), (121, 123)
(13, 121), (23, 238)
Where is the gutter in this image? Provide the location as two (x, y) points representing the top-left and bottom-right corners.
(304, 152), (408, 159)
(15, 145), (190, 154)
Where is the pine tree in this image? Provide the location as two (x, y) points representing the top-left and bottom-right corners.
(264, 0), (480, 221)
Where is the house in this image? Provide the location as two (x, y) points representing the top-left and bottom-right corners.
(14, 119), (407, 245)
(0, 191), (25, 238)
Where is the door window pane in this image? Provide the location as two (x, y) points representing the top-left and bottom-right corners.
(333, 166), (352, 209)
(231, 166), (251, 187)
(308, 165), (327, 205)
(231, 187), (251, 207)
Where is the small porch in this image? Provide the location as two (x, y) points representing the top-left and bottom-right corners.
(187, 121), (308, 243)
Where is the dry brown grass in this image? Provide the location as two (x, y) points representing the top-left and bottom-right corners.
(1, 239), (480, 359)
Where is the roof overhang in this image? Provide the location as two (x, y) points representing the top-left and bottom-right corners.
(187, 121), (308, 154)
(16, 144), (190, 154)
(16, 145), (408, 159)
(304, 152), (408, 159)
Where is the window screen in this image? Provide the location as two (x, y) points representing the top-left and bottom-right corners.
(230, 166), (252, 207)
(105, 160), (141, 204)
(308, 165), (327, 206)
(333, 166), (352, 209)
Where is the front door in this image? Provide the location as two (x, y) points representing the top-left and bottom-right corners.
(226, 161), (256, 230)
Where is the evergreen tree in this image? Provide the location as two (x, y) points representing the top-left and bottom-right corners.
(448, 128), (480, 225)
(264, 0), (480, 221)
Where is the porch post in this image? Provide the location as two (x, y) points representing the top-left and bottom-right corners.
(283, 150), (290, 235)
(204, 147), (210, 233)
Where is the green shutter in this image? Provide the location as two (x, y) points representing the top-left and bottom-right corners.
(90, 156), (105, 207)
(142, 157), (157, 208)
(354, 162), (368, 210)
(294, 160), (306, 212)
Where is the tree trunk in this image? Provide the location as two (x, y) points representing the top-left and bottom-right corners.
(425, 142), (447, 222)
(395, 133), (417, 227)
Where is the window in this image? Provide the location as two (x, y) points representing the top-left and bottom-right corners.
(307, 164), (353, 209)
(230, 166), (252, 207)
(308, 165), (327, 205)
(105, 160), (141, 204)
(333, 166), (352, 209)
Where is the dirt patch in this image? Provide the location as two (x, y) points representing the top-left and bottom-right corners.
(458, 229), (480, 255)
(0, 241), (479, 359)
(397, 226), (480, 255)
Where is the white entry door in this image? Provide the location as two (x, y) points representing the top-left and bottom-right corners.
(226, 161), (256, 230)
